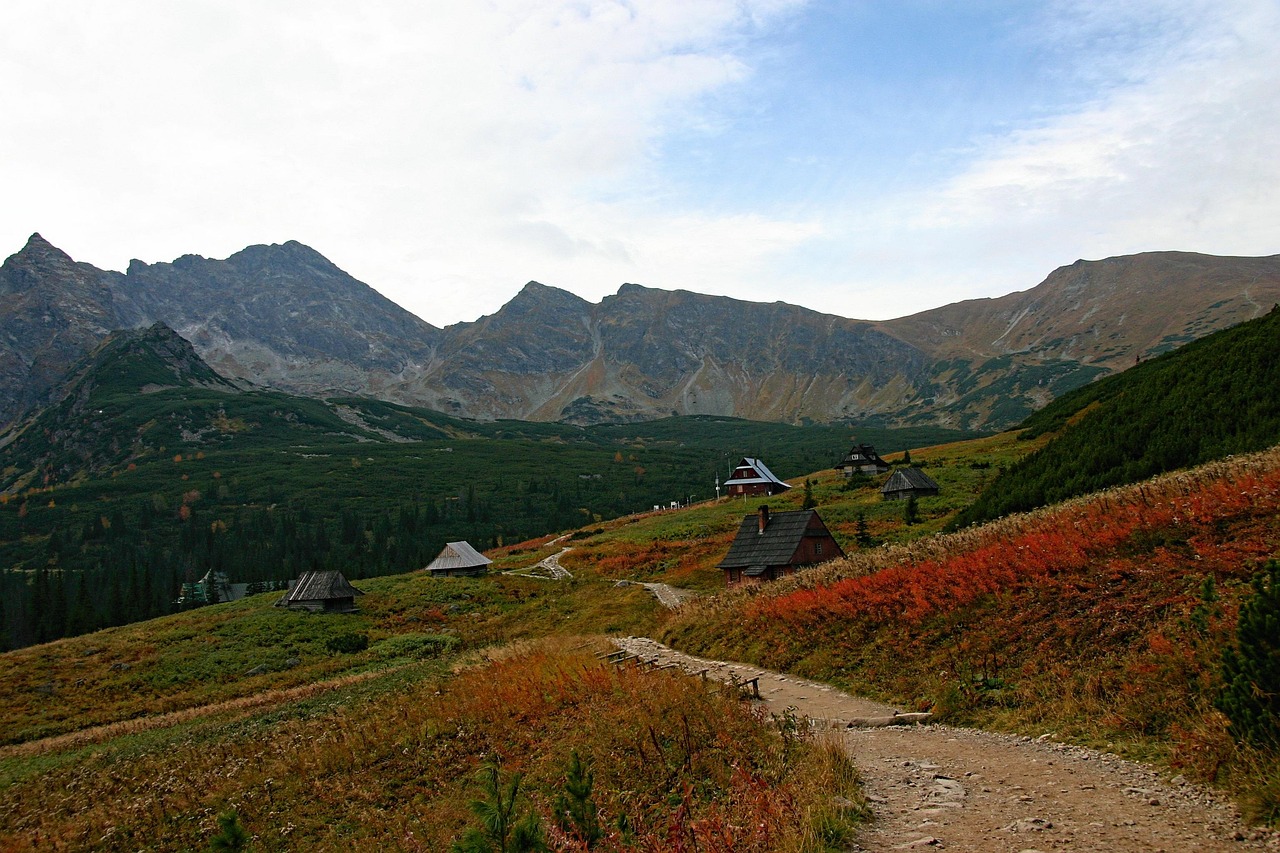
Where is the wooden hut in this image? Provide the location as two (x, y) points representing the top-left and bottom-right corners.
(836, 444), (890, 477)
(275, 570), (364, 612)
(880, 467), (940, 501)
(723, 457), (792, 497)
(423, 541), (492, 577)
(718, 505), (844, 587)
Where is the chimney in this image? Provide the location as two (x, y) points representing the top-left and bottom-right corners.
(757, 504), (770, 534)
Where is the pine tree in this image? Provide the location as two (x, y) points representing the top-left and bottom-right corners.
(903, 495), (920, 526)
(452, 760), (548, 853)
(208, 810), (249, 852)
(855, 511), (873, 547)
(553, 750), (601, 847)
(1218, 560), (1280, 748)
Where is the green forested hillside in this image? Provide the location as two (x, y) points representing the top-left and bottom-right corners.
(951, 306), (1280, 528)
(0, 327), (980, 650)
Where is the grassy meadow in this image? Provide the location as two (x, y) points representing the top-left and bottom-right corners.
(2, 638), (864, 851)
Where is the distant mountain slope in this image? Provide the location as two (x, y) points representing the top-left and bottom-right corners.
(429, 281), (932, 425)
(884, 251), (1280, 368)
(951, 305), (1280, 528)
(3, 234), (1278, 430)
(1, 322), (254, 488)
(879, 251), (1280, 426)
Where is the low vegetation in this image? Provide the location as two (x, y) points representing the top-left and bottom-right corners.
(7, 304), (1280, 844)
(0, 639), (864, 851)
(663, 446), (1280, 821)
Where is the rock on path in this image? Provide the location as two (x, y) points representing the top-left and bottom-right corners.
(614, 637), (1279, 852)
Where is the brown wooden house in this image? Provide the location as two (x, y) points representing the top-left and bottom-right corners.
(718, 505), (844, 587)
(275, 570), (364, 612)
(880, 467), (940, 500)
(423, 541), (492, 577)
(836, 444), (890, 477)
(723, 457), (792, 497)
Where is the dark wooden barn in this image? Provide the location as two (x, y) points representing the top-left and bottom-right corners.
(423, 541), (492, 577)
(836, 444), (890, 477)
(718, 505), (844, 587)
(275, 570), (364, 613)
(723, 457), (792, 497)
(880, 467), (941, 501)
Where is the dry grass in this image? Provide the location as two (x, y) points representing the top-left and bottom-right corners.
(0, 638), (864, 851)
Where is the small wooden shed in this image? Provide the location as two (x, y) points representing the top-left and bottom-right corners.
(723, 457), (792, 498)
(718, 506), (844, 587)
(423, 541), (492, 577)
(880, 468), (940, 501)
(275, 570), (364, 613)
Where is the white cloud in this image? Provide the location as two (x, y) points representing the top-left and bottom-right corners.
(798, 0), (1280, 320)
(2, 0), (1276, 330)
(0, 0), (812, 324)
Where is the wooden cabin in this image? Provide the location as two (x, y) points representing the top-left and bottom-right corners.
(723, 457), (792, 497)
(423, 541), (492, 577)
(836, 444), (890, 477)
(275, 570), (364, 613)
(880, 467), (940, 501)
(718, 505), (844, 587)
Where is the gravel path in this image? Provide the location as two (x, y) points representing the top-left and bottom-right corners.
(638, 582), (698, 609)
(614, 637), (1279, 852)
(504, 547), (574, 580)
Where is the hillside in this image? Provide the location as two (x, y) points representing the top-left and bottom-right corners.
(4, 233), (1279, 430)
(662, 445), (1280, 822)
(3, 425), (1280, 845)
(0, 328), (979, 650)
(951, 304), (1280, 528)
(0, 423), (1036, 850)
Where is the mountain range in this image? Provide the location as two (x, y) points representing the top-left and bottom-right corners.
(3, 232), (1278, 431)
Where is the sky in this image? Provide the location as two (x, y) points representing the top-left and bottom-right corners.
(3, 0), (1278, 327)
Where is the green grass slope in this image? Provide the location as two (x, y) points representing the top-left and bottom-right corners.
(952, 306), (1280, 528)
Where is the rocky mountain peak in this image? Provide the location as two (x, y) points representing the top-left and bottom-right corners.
(4, 233), (1280, 432)
(1, 233), (87, 293)
(493, 281), (592, 321)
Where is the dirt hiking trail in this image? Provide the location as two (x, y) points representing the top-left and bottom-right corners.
(615, 637), (1279, 852)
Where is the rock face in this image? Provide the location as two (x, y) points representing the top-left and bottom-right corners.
(3, 233), (1279, 430)
(0, 235), (120, 425)
(107, 240), (443, 398)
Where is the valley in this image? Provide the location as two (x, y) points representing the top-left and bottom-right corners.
(2, 239), (1280, 850)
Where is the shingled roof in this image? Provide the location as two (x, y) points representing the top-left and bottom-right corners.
(718, 508), (821, 569)
(275, 570), (364, 611)
(881, 467), (940, 496)
(424, 541), (491, 574)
